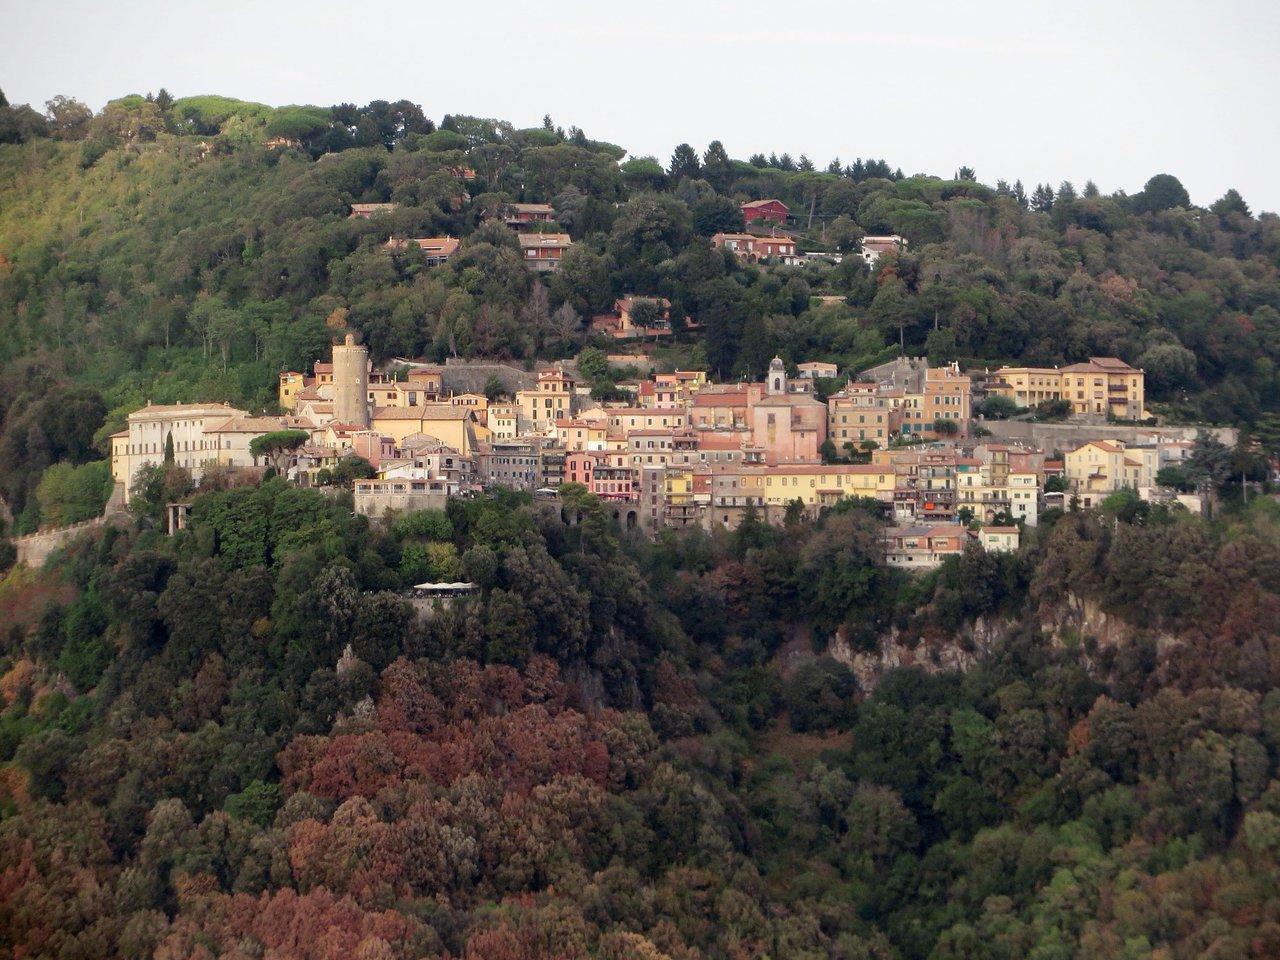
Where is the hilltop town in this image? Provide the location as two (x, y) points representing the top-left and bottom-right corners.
(4, 52), (1280, 960)
(112, 316), (1226, 570)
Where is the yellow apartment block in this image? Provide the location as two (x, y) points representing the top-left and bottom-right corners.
(737, 464), (896, 507)
(990, 357), (1144, 418)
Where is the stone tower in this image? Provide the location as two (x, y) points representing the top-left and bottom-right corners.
(767, 356), (786, 395)
(332, 333), (370, 427)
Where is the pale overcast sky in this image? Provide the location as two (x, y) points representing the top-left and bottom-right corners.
(4, 0), (1278, 211)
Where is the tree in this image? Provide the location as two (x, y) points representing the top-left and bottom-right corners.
(1134, 173), (1191, 213)
(668, 143), (701, 181)
(44, 95), (92, 140)
(1187, 431), (1232, 494)
(1030, 183), (1055, 212)
(977, 395), (1019, 419)
(331, 454), (376, 485)
(1211, 188), (1251, 218)
(249, 430), (310, 472)
(627, 298), (664, 336)
(34, 460), (114, 527)
(701, 140), (732, 190)
(827, 215), (864, 253)
(0, 99), (49, 143)
(1137, 342), (1198, 396)
(956, 166), (977, 181)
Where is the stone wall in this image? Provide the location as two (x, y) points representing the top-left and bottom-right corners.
(13, 516), (109, 567)
(440, 359), (582, 396)
(979, 418), (1236, 450)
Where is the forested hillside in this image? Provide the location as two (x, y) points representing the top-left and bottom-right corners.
(2, 89), (1279, 426)
(3, 88), (1280, 960)
(2, 482), (1280, 958)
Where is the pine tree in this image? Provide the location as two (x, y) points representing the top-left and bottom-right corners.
(669, 143), (701, 180)
(1030, 183), (1055, 212)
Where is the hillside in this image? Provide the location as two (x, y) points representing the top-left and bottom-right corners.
(2, 92), (1279, 428)
(3, 91), (1280, 959)
(1, 482), (1280, 958)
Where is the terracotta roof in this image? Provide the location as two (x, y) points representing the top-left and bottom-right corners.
(387, 236), (460, 256)
(128, 402), (243, 419)
(372, 405), (471, 421)
(517, 232), (572, 247)
(741, 198), (788, 210)
(753, 393), (825, 406)
(739, 463), (884, 476)
(692, 390), (749, 406)
(206, 415), (313, 434)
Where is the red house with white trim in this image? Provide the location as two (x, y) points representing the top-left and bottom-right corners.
(741, 198), (789, 225)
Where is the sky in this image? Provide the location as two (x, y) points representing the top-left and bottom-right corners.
(4, 0), (1279, 211)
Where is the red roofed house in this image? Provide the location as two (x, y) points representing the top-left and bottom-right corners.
(518, 233), (573, 272)
(385, 237), (460, 266)
(349, 203), (399, 220)
(741, 199), (789, 224)
(711, 233), (801, 266)
(592, 296), (674, 340)
(505, 203), (556, 228)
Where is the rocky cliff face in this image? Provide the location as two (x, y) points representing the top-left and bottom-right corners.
(825, 625), (989, 693)
(818, 593), (1183, 693)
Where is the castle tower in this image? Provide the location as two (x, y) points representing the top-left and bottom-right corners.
(767, 356), (786, 395)
(332, 333), (370, 427)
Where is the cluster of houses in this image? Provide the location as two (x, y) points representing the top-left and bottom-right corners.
(110, 335), (1210, 569)
(355, 196), (902, 334)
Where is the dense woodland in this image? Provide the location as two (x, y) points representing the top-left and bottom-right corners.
(1, 89), (1280, 523)
(2, 89), (1280, 959)
(1, 479), (1280, 959)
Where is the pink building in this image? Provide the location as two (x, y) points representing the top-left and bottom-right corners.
(564, 450), (633, 500)
(748, 358), (828, 465)
(350, 431), (397, 468)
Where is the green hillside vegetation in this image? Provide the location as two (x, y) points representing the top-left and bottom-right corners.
(1, 89), (1277, 436)
(2, 89), (1280, 954)
(0, 480), (1279, 958)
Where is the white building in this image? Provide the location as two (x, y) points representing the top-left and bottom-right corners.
(111, 403), (245, 501)
(860, 235), (907, 267)
(110, 403), (318, 502)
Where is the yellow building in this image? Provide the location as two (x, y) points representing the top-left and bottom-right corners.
(279, 372), (306, 411)
(990, 357), (1144, 419)
(369, 405), (479, 454)
(517, 369), (575, 432)
(605, 407), (688, 437)
(663, 467), (704, 527)
(1064, 440), (1158, 507)
(450, 393), (490, 424)
(828, 384), (889, 447)
(556, 418), (609, 451)
(111, 402), (248, 501)
(487, 404), (519, 439)
(977, 526), (1020, 553)
(736, 464), (896, 508)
